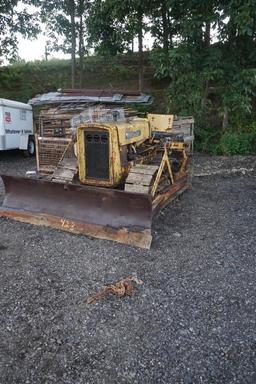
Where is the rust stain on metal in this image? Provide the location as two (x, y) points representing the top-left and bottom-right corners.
(0, 173), (190, 249)
(1, 175), (152, 229)
(152, 177), (188, 216)
(0, 208), (152, 249)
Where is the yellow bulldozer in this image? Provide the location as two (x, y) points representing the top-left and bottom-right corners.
(0, 112), (194, 248)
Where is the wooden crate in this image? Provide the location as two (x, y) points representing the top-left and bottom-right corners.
(36, 136), (73, 174)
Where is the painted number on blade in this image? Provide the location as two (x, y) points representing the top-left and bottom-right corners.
(5, 112), (12, 123)
(61, 218), (75, 231)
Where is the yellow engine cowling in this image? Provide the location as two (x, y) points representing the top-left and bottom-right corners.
(77, 118), (150, 188)
(147, 114), (174, 132)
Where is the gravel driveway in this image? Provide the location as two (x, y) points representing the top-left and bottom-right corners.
(0, 151), (255, 384)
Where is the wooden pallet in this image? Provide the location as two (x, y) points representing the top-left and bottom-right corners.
(125, 164), (158, 194)
(51, 158), (77, 184)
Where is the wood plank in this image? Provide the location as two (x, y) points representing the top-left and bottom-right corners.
(51, 178), (70, 184)
(133, 164), (159, 171)
(52, 178), (74, 184)
(126, 173), (153, 185)
(130, 165), (158, 176)
(60, 158), (77, 170)
(171, 128), (191, 133)
(38, 137), (72, 143)
(52, 168), (75, 179)
(125, 184), (150, 194)
(173, 117), (194, 124)
(129, 168), (157, 176)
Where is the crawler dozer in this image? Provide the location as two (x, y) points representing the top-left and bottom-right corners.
(0, 113), (194, 248)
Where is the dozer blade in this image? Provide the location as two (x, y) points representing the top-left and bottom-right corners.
(0, 175), (153, 249)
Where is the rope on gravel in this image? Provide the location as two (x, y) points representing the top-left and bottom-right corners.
(87, 276), (144, 304)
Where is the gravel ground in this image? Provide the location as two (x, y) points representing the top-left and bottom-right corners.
(0, 151), (256, 384)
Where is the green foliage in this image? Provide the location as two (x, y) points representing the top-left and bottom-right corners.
(151, 41), (256, 125)
(0, 1), (39, 62)
(149, 0), (256, 156)
(218, 129), (256, 155)
(194, 125), (221, 154)
(87, 0), (151, 55)
(87, 0), (131, 55)
(133, 103), (152, 115)
(195, 122), (256, 155)
(0, 55), (149, 102)
(31, 0), (88, 52)
(1, 0), (256, 156)
(151, 44), (221, 119)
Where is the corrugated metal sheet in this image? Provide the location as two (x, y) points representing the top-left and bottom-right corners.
(29, 89), (154, 106)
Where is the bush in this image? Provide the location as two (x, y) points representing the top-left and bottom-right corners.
(194, 121), (256, 155)
(217, 127), (256, 155)
(194, 125), (221, 154)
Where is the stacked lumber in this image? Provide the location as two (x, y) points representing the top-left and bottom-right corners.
(37, 107), (80, 138)
(36, 105), (137, 138)
(172, 116), (194, 136)
(70, 107), (125, 130)
(36, 104), (137, 174)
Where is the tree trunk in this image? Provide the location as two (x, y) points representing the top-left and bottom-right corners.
(78, 1), (84, 88)
(138, 9), (143, 92)
(167, 10), (173, 48)
(70, 0), (76, 89)
(161, 0), (169, 53)
(204, 21), (211, 46)
(201, 22), (211, 109)
(222, 107), (229, 129)
(201, 80), (209, 110)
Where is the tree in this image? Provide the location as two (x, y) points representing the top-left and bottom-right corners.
(0, 1), (39, 63)
(87, 0), (152, 91)
(151, 0), (256, 131)
(87, 0), (133, 56)
(32, 0), (90, 88)
(150, 0), (175, 53)
(78, 0), (87, 87)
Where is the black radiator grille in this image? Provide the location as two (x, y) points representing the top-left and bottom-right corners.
(85, 130), (109, 180)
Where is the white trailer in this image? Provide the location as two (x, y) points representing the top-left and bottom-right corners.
(0, 98), (35, 156)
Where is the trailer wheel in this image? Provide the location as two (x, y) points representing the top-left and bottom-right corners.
(23, 137), (35, 157)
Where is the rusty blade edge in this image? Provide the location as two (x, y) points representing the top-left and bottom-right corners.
(0, 208), (152, 249)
